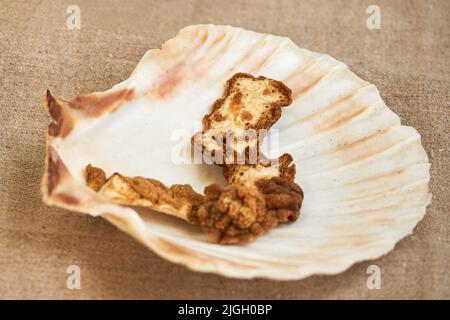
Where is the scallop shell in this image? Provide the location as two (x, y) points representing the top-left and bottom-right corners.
(42, 24), (431, 280)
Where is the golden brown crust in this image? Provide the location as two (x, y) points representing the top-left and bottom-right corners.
(204, 73), (292, 129)
(224, 153), (303, 228)
(256, 177), (303, 223)
(193, 155), (303, 244)
(192, 73), (292, 166)
(193, 173), (303, 244)
(84, 165), (204, 219)
(84, 162), (303, 245)
(223, 153), (297, 184)
(127, 176), (204, 214)
(187, 74), (302, 244)
(84, 164), (107, 191)
(193, 183), (277, 244)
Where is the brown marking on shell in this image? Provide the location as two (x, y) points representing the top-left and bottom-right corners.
(44, 148), (108, 209)
(193, 27), (210, 45)
(325, 215), (406, 238)
(155, 66), (186, 98)
(282, 58), (332, 100)
(154, 30), (232, 99)
(212, 31), (226, 45)
(331, 129), (393, 165)
(46, 146), (70, 195)
(316, 234), (377, 250)
(335, 128), (389, 151)
(229, 38), (280, 75)
(351, 168), (407, 186)
(69, 87), (135, 117)
(229, 38), (268, 72)
(301, 93), (355, 123)
(193, 31), (235, 77)
(317, 106), (366, 132)
(246, 45), (280, 75)
(55, 193), (80, 206)
(283, 58), (320, 82)
(338, 185), (406, 202)
(154, 34), (212, 98)
(45, 90), (75, 138)
(291, 74), (326, 100)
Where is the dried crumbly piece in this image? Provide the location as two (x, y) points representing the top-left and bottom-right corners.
(85, 161), (303, 244)
(255, 176), (303, 223)
(192, 73), (292, 165)
(188, 73), (301, 244)
(193, 183), (277, 244)
(85, 164), (106, 191)
(84, 165), (204, 220)
(224, 153), (303, 222)
(223, 153), (297, 185)
(193, 154), (303, 244)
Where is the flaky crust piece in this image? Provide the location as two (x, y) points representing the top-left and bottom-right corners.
(192, 153), (303, 244)
(192, 73), (292, 165)
(85, 165), (204, 221)
(189, 74), (302, 244)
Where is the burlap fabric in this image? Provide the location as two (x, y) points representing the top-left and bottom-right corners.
(0, 0), (448, 299)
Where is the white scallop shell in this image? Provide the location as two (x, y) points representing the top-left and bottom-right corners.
(42, 24), (431, 280)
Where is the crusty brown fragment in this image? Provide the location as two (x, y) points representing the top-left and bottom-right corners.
(193, 183), (277, 244)
(193, 178), (303, 244)
(225, 153), (303, 224)
(84, 164), (106, 191)
(84, 165), (204, 220)
(223, 153), (297, 185)
(188, 73), (302, 244)
(256, 177), (303, 223)
(84, 162), (303, 245)
(193, 154), (303, 244)
(192, 73), (292, 165)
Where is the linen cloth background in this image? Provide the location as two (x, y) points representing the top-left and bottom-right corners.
(0, 0), (448, 299)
